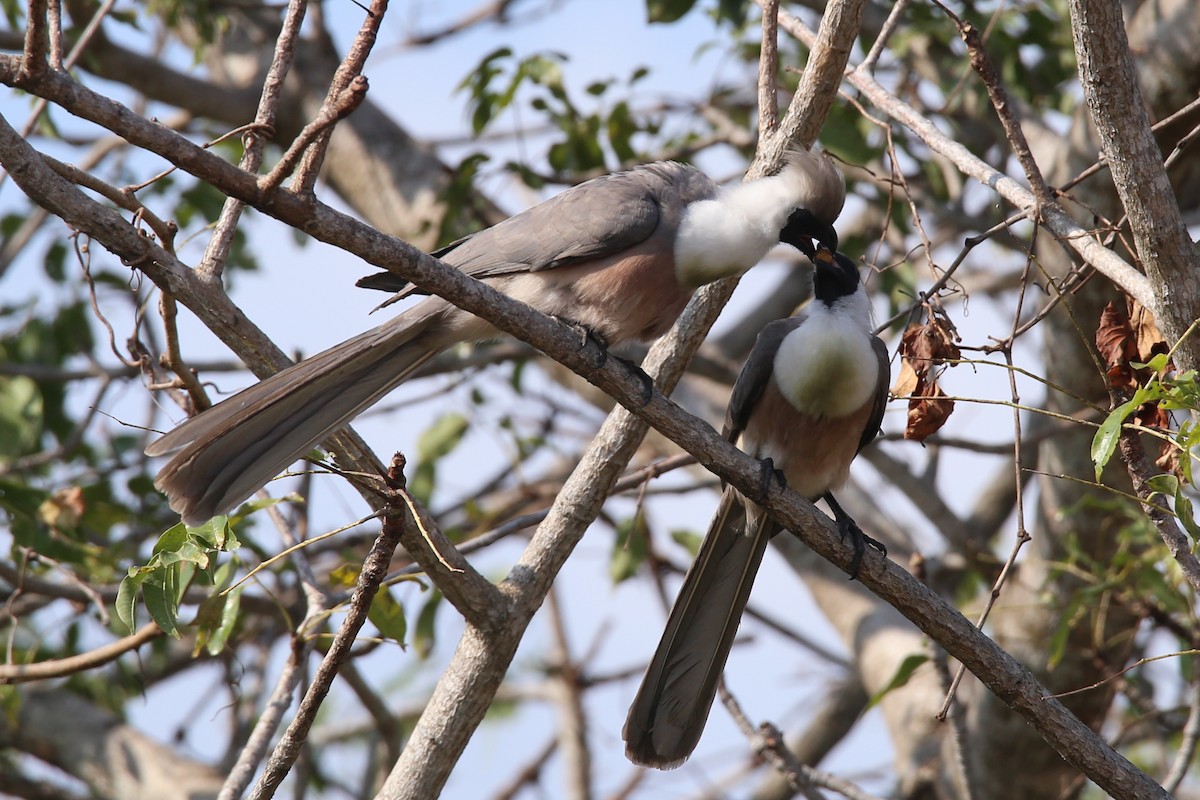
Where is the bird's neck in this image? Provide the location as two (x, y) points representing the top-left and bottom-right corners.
(672, 175), (801, 287)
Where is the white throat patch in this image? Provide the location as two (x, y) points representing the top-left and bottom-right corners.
(773, 298), (878, 418)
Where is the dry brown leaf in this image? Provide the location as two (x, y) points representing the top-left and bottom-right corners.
(894, 311), (961, 440)
(891, 358), (920, 397)
(1096, 301), (1138, 390)
(38, 486), (86, 530)
(905, 377), (955, 442)
(1130, 298), (1168, 366)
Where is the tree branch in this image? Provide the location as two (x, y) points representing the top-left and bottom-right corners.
(1068, 0), (1200, 369)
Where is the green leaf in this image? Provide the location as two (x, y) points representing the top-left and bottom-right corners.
(1145, 473), (1179, 496)
(417, 413), (470, 462)
(195, 561), (243, 656)
(409, 461), (436, 507)
(520, 53), (565, 90)
(457, 47), (515, 135)
(610, 512), (650, 583)
(231, 495), (288, 526)
(646, 0), (697, 23)
(369, 588), (408, 645)
(1146, 473), (1200, 543)
(0, 376), (42, 459)
(153, 522), (189, 555)
(188, 515), (237, 551)
(1091, 396), (1140, 480)
(1179, 420), (1198, 485)
(207, 586), (242, 655)
(1176, 492), (1199, 543)
(0, 685), (20, 727)
(1047, 595), (1084, 669)
(414, 590), (443, 659)
(141, 567), (181, 638)
(716, 0), (749, 26)
(115, 571), (146, 634)
(867, 653), (929, 708)
(1132, 353), (1171, 374)
(670, 528), (703, 557)
(410, 413), (470, 504)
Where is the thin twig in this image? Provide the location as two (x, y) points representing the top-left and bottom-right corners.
(717, 681), (886, 800)
(260, 75), (368, 194)
(289, 3), (385, 194)
(545, 588), (591, 799)
(20, 0), (49, 80)
(0, 622), (161, 683)
(246, 485), (405, 800)
(196, 0), (307, 280)
(1163, 659), (1200, 793)
(861, 0), (909, 71)
(932, 1), (1054, 205)
(939, 235), (1040, 720)
(931, 646), (976, 800)
(751, 0), (1155, 309)
(217, 635), (311, 800)
(1115, 409), (1200, 593)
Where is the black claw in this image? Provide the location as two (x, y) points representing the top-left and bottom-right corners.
(612, 354), (654, 406)
(554, 316), (609, 369)
(823, 492), (885, 580)
(755, 457), (787, 503)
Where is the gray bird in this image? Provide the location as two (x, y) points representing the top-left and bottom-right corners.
(147, 151), (845, 527)
(623, 247), (889, 770)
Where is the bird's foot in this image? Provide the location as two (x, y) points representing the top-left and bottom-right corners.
(838, 517), (886, 580)
(612, 354), (655, 406)
(755, 457), (787, 504)
(554, 316), (609, 369)
(551, 316), (654, 405)
(824, 492), (885, 580)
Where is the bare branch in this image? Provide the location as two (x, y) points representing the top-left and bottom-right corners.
(0, 622), (161, 683)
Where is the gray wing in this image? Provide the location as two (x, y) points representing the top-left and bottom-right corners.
(856, 335), (890, 454)
(357, 162), (715, 299)
(722, 316), (804, 443)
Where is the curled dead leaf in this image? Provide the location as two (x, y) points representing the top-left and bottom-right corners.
(905, 377), (955, 442)
(894, 309), (961, 440)
(1130, 299), (1168, 368)
(1096, 302), (1138, 390)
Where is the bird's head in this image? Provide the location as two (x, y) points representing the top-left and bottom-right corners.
(811, 246), (862, 305)
(780, 208), (839, 259)
(775, 149), (845, 258)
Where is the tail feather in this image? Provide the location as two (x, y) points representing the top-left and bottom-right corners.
(623, 488), (776, 768)
(148, 301), (454, 526)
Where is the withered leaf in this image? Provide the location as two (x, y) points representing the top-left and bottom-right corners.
(892, 316), (961, 395)
(904, 376), (955, 442)
(1130, 299), (1169, 368)
(1096, 301), (1137, 384)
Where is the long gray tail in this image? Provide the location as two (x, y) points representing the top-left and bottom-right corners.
(147, 298), (463, 526)
(623, 487), (776, 769)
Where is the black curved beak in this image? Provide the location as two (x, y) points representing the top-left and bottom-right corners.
(780, 208), (838, 259)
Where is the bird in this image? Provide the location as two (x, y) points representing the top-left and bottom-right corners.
(146, 150), (845, 527)
(622, 246), (889, 770)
